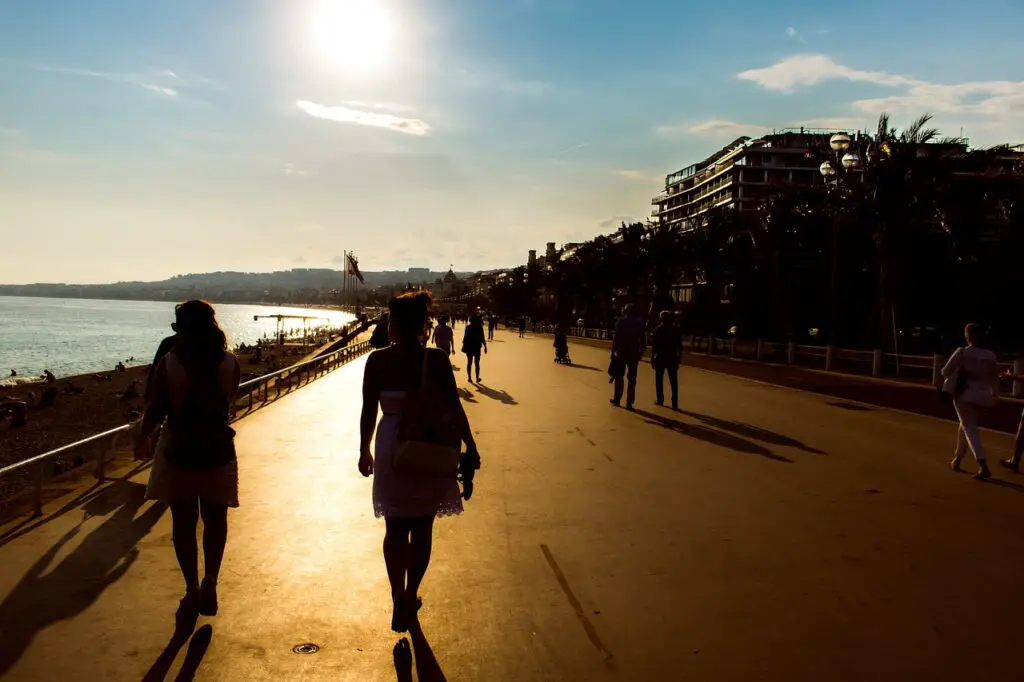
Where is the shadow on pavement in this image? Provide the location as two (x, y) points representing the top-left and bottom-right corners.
(678, 410), (827, 455)
(406, 616), (448, 682)
(0, 459), (153, 548)
(475, 385), (517, 405)
(0, 480), (166, 677)
(457, 388), (477, 403)
(143, 604), (213, 682)
(175, 624), (213, 681)
(632, 409), (793, 463)
(565, 364), (602, 372)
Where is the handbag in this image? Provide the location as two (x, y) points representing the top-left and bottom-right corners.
(393, 351), (461, 478)
(938, 350), (969, 403)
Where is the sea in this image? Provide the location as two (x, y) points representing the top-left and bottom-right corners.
(0, 296), (355, 385)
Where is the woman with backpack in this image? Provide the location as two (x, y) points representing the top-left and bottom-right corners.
(359, 291), (480, 633)
(135, 300), (241, 616)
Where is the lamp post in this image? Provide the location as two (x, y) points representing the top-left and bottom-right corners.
(815, 132), (864, 345)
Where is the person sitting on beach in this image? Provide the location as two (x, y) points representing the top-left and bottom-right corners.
(134, 300), (241, 617)
(115, 362), (126, 373)
(43, 370), (56, 384)
(9, 369), (15, 377)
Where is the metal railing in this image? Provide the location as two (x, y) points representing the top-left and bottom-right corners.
(0, 339), (372, 517)
(538, 325), (1024, 398)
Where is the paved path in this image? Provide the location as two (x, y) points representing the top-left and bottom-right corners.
(1, 330), (1023, 681)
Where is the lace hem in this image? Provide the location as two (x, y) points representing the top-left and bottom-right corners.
(373, 500), (464, 519)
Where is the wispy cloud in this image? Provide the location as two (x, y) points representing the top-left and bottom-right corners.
(343, 100), (417, 114)
(612, 169), (661, 183)
(296, 100), (432, 136)
(29, 64), (180, 97)
(555, 141), (591, 156)
(657, 119), (757, 137)
(785, 26), (806, 43)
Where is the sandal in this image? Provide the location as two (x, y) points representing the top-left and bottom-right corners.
(200, 579), (218, 617)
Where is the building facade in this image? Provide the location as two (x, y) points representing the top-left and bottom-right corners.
(651, 128), (864, 231)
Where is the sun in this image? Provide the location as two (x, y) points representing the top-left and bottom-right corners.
(312, 0), (396, 74)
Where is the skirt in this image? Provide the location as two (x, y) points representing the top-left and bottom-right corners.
(145, 430), (239, 507)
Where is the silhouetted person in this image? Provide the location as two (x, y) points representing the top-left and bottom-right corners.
(135, 300), (241, 617)
(359, 292), (480, 634)
(610, 304), (646, 410)
(518, 317), (526, 338)
(462, 315), (487, 383)
(431, 314), (455, 357)
(651, 310), (682, 409)
(941, 322), (998, 479)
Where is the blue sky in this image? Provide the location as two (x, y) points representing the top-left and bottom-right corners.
(1, 0), (1022, 283)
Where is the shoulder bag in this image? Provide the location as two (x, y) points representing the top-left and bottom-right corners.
(393, 351), (461, 478)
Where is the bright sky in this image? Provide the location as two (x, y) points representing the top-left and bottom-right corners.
(1, 0), (1022, 284)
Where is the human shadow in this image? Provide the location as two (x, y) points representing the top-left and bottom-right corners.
(565, 363), (602, 372)
(677, 410), (826, 455)
(393, 616), (447, 682)
(457, 388), (477, 403)
(175, 624), (212, 682)
(632, 409), (793, 463)
(475, 385), (518, 405)
(0, 459), (153, 549)
(142, 602), (207, 675)
(0, 480), (166, 676)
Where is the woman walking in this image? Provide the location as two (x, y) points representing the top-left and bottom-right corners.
(359, 292), (481, 632)
(135, 300), (241, 615)
(941, 322), (999, 479)
(462, 314), (487, 383)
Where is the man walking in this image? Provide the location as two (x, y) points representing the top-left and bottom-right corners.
(431, 314), (455, 357)
(651, 311), (682, 409)
(610, 304), (646, 410)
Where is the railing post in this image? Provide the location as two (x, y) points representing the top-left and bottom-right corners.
(1014, 359), (1024, 398)
(756, 339), (764, 361)
(707, 336), (714, 354)
(825, 345), (835, 371)
(872, 349), (883, 378)
(33, 461), (44, 516)
(787, 342), (796, 365)
(932, 354), (943, 386)
(729, 338), (736, 357)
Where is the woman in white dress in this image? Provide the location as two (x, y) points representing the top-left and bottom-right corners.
(359, 291), (480, 633)
(941, 322), (999, 479)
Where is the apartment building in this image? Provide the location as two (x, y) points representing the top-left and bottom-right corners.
(652, 128), (853, 231)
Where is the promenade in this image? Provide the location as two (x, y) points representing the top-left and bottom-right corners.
(1, 329), (1022, 681)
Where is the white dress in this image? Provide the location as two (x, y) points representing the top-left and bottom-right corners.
(372, 390), (464, 519)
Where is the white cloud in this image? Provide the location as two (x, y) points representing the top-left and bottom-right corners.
(737, 54), (1024, 142)
(296, 100), (432, 136)
(343, 100), (417, 114)
(785, 26), (805, 43)
(281, 162), (308, 177)
(738, 54), (917, 92)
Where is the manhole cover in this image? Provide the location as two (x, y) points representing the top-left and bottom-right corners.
(292, 643), (320, 655)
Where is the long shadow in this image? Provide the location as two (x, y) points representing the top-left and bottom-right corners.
(475, 385), (518, 405)
(632, 409), (792, 463)
(677, 410), (826, 455)
(565, 363), (602, 372)
(393, 615), (447, 682)
(457, 388), (477, 403)
(0, 459), (153, 549)
(143, 604), (201, 682)
(0, 480), (166, 676)
(175, 624), (212, 682)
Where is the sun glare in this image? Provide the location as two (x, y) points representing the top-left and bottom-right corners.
(312, 0), (396, 74)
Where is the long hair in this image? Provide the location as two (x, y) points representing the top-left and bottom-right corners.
(388, 291), (433, 342)
(174, 300), (227, 371)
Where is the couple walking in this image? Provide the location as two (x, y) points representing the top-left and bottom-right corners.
(432, 313), (488, 383)
(609, 305), (682, 410)
(134, 295), (481, 640)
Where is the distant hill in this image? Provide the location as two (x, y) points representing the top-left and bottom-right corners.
(0, 268), (475, 305)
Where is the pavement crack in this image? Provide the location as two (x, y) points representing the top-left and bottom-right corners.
(539, 544), (616, 670)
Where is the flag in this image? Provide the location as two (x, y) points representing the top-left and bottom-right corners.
(346, 253), (365, 283)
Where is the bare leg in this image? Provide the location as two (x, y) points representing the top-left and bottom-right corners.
(170, 499), (201, 592)
(384, 519), (411, 602)
(406, 516), (435, 601)
(199, 502), (228, 583)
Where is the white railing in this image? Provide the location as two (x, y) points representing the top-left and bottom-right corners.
(537, 325), (1024, 398)
(0, 339), (372, 516)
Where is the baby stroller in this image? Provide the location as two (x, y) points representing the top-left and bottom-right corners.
(553, 330), (571, 364)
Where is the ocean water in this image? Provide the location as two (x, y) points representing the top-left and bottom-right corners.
(0, 296), (354, 384)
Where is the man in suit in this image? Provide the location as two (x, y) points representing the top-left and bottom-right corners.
(610, 304), (646, 410)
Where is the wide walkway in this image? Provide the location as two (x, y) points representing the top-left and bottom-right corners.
(1, 329), (1023, 681)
